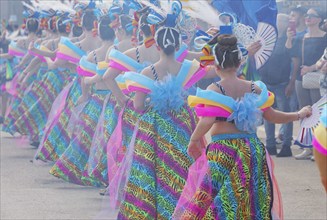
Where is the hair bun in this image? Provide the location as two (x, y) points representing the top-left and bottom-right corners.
(213, 34), (240, 69)
(217, 34), (237, 47)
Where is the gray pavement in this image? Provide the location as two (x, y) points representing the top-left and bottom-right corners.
(1, 123), (327, 220)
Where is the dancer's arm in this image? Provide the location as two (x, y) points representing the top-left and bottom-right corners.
(186, 51), (202, 61)
(263, 106), (312, 124)
(133, 67), (152, 111)
(133, 91), (147, 111)
(84, 75), (102, 85)
(188, 116), (215, 159)
(47, 57), (68, 70)
(77, 77), (91, 104)
(103, 67), (127, 107)
(0, 53), (12, 59)
(23, 57), (42, 74)
(20, 64), (41, 84)
(17, 53), (33, 69)
(190, 116), (215, 142)
(29, 45), (57, 59)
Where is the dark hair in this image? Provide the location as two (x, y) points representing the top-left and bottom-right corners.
(207, 32), (221, 46)
(139, 14), (152, 37)
(48, 17), (57, 33)
(156, 27), (180, 56)
(290, 6), (307, 16)
(214, 34), (240, 69)
(72, 24), (83, 37)
(119, 15), (133, 36)
(26, 18), (39, 33)
(57, 17), (70, 34)
(82, 9), (97, 31)
(309, 7), (326, 26)
(99, 16), (115, 41)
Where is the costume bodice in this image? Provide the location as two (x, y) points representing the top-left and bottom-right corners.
(188, 81), (275, 133)
(56, 37), (86, 64)
(123, 59), (205, 112)
(8, 41), (27, 57)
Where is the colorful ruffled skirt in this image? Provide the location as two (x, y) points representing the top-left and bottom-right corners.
(116, 105), (197, 220)
(35, 78), (82, 161)
(84, 100), (139, 186)
(3, 68), (73, 141)
(174, 133), (282, 220)
(2, 66), (47, 133)
(49, 90), (118, 187)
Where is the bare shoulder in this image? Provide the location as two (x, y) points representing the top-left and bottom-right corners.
(141, 65), (153, 78)
(123, 47), (136, 60)
(243, 80), (263, 94)
(86, 51), (94, 63)
(206, 82), (221, 94)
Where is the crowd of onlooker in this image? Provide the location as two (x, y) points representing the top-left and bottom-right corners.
(260, 5), (327, 160)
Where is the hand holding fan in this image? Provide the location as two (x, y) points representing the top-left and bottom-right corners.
(295, 95), (327, 148)
(254, 22), (277, 70)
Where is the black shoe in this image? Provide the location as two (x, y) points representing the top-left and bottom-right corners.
(277, 147), (292, 157)
(99, 188), (108, 196)
(30, 141), (40, 148)
(266, 147), (277, 156)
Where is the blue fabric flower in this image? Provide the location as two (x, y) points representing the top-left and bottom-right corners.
(149, 74), (187, 112)
(227, 93), (263, 133)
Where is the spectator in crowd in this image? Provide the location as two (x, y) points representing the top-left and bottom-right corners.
(285, 5), (307, 109)
(288, 7), (327, 160)
(278, 6), (308, 143)
(259, 14), (294, 157)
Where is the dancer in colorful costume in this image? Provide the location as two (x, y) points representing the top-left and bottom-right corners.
(114, 24), (205, 219)
(47, 9), (138, 186)
(313, 105), (327, 192)
(173, 34), (312, 220)
(35, 8), (113, 163)
(19, 11), (67, 86)
(1, 17), (40, 133)
(86, 10), (161, 188)
(102, 3), (201, 192)
(13, 8), (100, 149)
(48, 15), (118, 186)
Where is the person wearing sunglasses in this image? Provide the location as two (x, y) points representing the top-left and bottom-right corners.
(291, 7), (327, 160)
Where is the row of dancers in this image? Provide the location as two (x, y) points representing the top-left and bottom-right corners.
(1, 1), (324, 219)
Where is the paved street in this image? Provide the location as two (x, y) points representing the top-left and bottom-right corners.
(1, 122), (327, 220)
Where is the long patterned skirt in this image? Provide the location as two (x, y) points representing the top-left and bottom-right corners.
(178, 133), (274, 220)
(35, 78), (82, 161)
(2, 66), (48, 134)
(83, 100), (139, 186)
(4, 69), (73, 141)
(49, 91), (118, 187)
(117, 104), (197, 220)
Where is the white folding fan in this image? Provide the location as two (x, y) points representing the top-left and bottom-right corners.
(295, 95), (327, 148)
(254, 22), (277, 70)
(233, 22), (277, 70)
